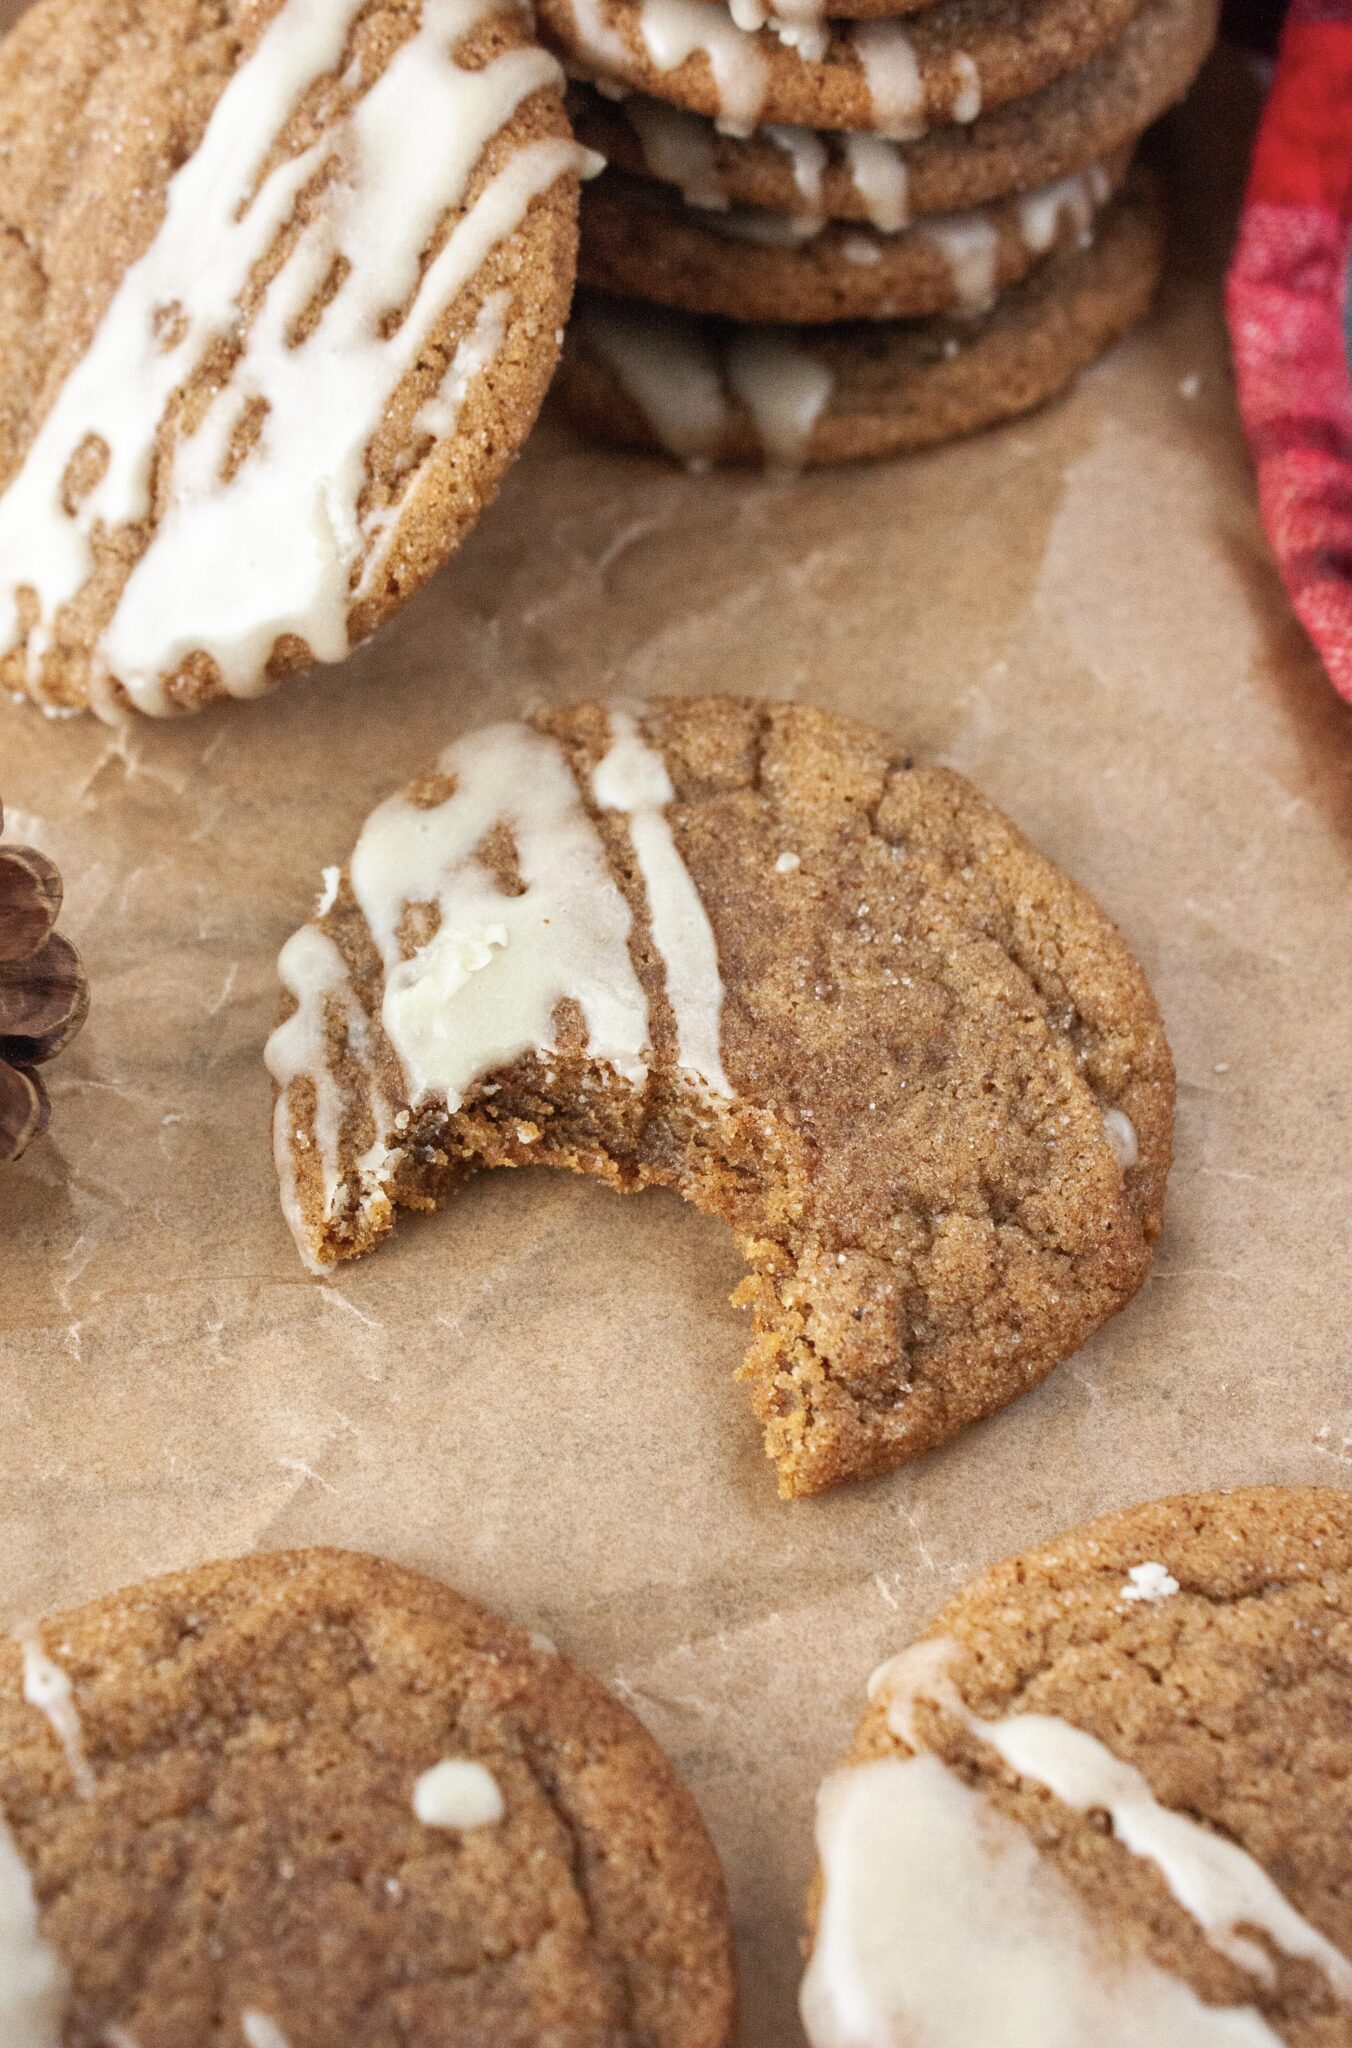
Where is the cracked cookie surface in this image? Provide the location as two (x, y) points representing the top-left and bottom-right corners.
(266, 696), (1172, 1498)
(0, 1548), (735, 2048)
(804, 1486), (1352, 2046)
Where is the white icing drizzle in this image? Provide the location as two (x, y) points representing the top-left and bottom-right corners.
(1017, 162), (1111, 252)
(635, 0), (770, 134)
(580, 301), (831, 468)
(726, 331), (833, 468)
(1102, 1105), (1139, 1168)
(799, 1755), (1283, 2048)
(949, 50), (982, 122)
(16, 1627), (95, 1799)
(842, 134), (911, 231)
(0, 0), (582, 717)
(265, 924), (392, 1271)
(357, 288), (512, 576)
(412, 1757), (506, 1828)
(708, 207), (821, 247)
(240, 2012), (290, 2048)
(628, 98), (729, 210)
(1121, 1561), (1180, 1603)
(872, 1638), (1352, 2003)
(582, 300), (729, 465)
(922, 212), (999, 314)
(763, 124), (828, 220)
(351, 721), (650, 1111)
(0, 1816), (66, 2048)
(852, 22), (925, 141)
(840, 233), (882, 266)
(592, 706), (730, 1096)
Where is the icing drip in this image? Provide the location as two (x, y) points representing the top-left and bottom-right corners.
(412, 1758), (506, 1827)
(923, 212), (999, 314)
(592, 706), (731, 1095)
(763, 124), (829, 221)
(265, 924), (392, 1271)
(628, 99), (729, 210)
(949, 50), (982, 122)
(582, 300), (729, 465)
(16, 1627), (95, 1798)
(1018, 163), (1111, 253)
(0, 0), (581, 718)
(0, 1817), (66, 2048)
(1102, 1105), (1139, 1168)
(240, 2014), (290, 2048)
(871, 1639), (1352, 2004)
(726, 332), (833, 467)
(350, 721), (650, 1110)
(580, 301), (831, 468)
(842, 134), (911, 231)
(1121, 1561), (1179, 1603)
(852, 22), (925, 141)
(800, 1755), (1282, 2048)
(635, 0), (770, 134)
(708, 208), (821, 247)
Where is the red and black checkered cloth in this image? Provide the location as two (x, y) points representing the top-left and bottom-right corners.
(1227, 2), (1352, 698)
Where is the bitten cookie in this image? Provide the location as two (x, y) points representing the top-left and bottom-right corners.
(802, 1486), (1352, 2046)
(566, 0), (1217, 222)
(0, 1548), (736, 2047)
(539, 0), (1149, 137)
(0, 0), (591, 720)
(578, 157), (1123, 324)
(560, 178), (1165, 469)
(265, 696), (1173, 1497)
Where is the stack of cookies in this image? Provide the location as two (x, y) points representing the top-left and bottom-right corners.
(545, 0), (1218, 466)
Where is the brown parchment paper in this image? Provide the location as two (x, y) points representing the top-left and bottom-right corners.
(3, 42), (1351, 2043)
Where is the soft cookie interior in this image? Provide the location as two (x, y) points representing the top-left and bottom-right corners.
(267, 696), (1174, 1496)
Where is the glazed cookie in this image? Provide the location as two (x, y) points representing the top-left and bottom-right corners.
(265, 696), (1173, 1498)
(560, 178), (1165, 468)
(802, 1486), (1352, 2046)
(578, 157), (1123, 323)
(566, 0), (1217, 221)
(0, 0), (592, 720)
(0, 1548), (736, 2046)
(539, 0), (1150, 137)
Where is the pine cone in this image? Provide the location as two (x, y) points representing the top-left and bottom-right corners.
(0, 801), (89, 1163)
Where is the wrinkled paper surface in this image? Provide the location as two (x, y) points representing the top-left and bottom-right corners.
(3, 42), (1349, 2043)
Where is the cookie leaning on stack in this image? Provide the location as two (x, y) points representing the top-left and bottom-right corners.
(0, 0), (594, 720)
(544, 0), (1218, 465)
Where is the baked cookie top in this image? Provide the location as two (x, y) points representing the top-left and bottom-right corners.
(566, 0), (1217, 222)
(577, 157), (1123, 325)
(0, 1548), (735, 2047)
(802, 1486), (1352, 2047)
(0, 0), (589, 720)
(265, 696), (1173, 1497)
(539, 0), (1149, 138)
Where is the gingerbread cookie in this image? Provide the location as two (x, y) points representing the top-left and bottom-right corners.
(0, 1548), (736, 2046)
(578, 156), (1123, 323)
(802, 1486), (1352, 2046)
(566, 0), (1216, 221)
(266, 696), (1173, 1498)
(0, 0), (592, 720)
(539, 0), (1149, 137)
(560, 179), (1165, 468)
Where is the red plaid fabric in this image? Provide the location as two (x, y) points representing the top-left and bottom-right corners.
(1226, 7), (1352, 697)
